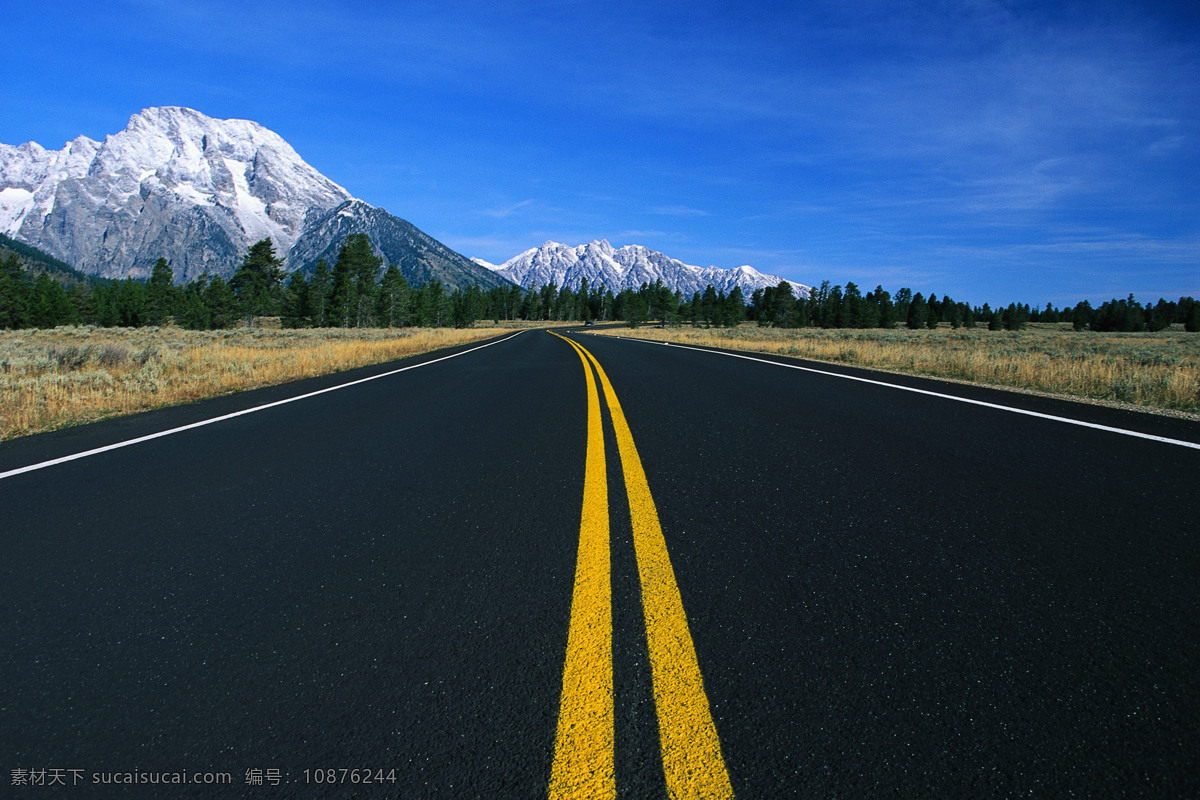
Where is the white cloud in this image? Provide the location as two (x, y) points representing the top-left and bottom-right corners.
(650, 205), (709, 217)
(480, 199), (536, 218)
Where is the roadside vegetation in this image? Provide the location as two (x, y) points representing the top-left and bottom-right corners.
(0, 326), (507, 440)
(591, 323), (1200, 416)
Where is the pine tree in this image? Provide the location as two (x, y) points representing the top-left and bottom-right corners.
(872, 286), (895, 328)
(203, 276), (238, 328)
(926, 293), (942, 324)
(0, 253), (32, 328)
(726, 286), (746, 326)
(451, 284), (486, 328)
(906, 293), (928, 329)
(308, 260), (333, 327)
(230, 239), (284, 321)
(962, 304), (976, 328)
(577, 277), (592, 322)
(91, 283), (120, 327)
(510, 285), (526, 322)
(281, 271), (311, 328)
(427, 279), (451, 327)
(699, 285), (718, 327)
(795, 294), (811, 327)
(893, 288), (913, 323)
(1185, 301), (1200, 332)
(376, 265), (411, 327)
(556, 286), (576, 321)
(649, 280), (674, 323)
(145, 258), (177, 326)
(1147, 299), (1172, 332)
(178, 277), (212, 330)
(30, 273), (75, 328)
(589, 283), (605, 321)
(767, 281), (797, 327)
(1002, 302), (1028, 331)
(68, 283), (93, 325)
(520, 286), (539, 321)
(115, 279), (148, 327)
(1072, 301), (1092, 331)
(601, 289), (615, 322)
(539, 284), (558, 321)
(844, 282), (866, 327)
(826, 285), (846, 328)
(329, 234), (382, 327)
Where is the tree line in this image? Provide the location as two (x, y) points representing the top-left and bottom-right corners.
(747, 281), (1200, 332)
(2, 236), (1197, 332)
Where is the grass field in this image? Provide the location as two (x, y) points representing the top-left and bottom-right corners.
(591, 323), (1200, 417)
(4, 321), (1196, 440)
(0, 325), (517, 440)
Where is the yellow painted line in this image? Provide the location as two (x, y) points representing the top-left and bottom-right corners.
(560, 333), (735, 800)
(549, 335), (615, 799)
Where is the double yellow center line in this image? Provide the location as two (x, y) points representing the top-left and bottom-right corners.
(549, 333), (733, 800)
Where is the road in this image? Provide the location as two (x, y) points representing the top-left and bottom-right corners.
(2, 328), (1198, 798)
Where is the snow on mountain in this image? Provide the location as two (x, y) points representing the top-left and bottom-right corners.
(489, 240), (810, 300)
(0, 107), (352, 281)
(1, 108), (800, 297)
(0, 107), (505, 289)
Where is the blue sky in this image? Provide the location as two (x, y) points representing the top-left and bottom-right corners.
(2, 0), (1197, 306)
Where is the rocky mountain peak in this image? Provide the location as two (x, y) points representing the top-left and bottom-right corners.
(0, 107), (352, 282)
(491, 240), (809, 299)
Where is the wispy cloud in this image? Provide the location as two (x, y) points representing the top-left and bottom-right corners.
(650, 205), (709, 217)
(480, 199), (536, 219)
(614, 230), (673, 243)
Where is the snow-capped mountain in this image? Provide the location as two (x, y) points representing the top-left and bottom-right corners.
(0, 107), (350, 282)
(0, 107), (503, 290)
(483, 240), (809, 299)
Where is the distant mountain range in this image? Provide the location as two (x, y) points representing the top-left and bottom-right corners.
(1, 107), (808, 300)
(478, 240), (810, 298)
(0, 107), (507, 291)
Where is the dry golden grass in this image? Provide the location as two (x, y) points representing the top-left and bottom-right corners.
(0, 325), (507, 440)
(591, 323), (1200, 416)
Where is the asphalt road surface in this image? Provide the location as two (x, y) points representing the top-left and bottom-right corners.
(2, 329), (1198, 798)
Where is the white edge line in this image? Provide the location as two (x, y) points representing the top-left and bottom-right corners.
(0, 331), (527, 481)
(598, 334), (1200, 451)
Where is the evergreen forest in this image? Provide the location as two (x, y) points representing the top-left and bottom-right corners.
(1, 235), (1197, 333)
